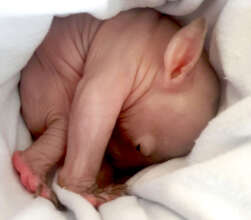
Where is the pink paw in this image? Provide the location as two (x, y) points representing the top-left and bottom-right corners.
(12, 151), (50, 198)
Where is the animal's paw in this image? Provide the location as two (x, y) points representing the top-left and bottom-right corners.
(12, 151), (65, 210)
(84, 183), (128, 207)
(12, 151), (51, 198)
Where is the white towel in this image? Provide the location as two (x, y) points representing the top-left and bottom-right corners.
(1, 0), (251, 219)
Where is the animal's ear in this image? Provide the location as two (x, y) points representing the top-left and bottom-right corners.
(163, 18), (207, 88)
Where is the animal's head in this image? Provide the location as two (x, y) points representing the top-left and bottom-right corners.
(108, 18), (220, 170)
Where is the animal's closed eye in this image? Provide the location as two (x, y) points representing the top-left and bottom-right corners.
(136, 144), (141, 152)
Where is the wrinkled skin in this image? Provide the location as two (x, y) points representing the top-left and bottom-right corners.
(12, 9), (220, 208)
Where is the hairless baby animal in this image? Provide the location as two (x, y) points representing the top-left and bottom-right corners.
(12, 9), (220, 208)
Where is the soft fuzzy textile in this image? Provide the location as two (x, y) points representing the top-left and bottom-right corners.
(1, 0), (251, 219)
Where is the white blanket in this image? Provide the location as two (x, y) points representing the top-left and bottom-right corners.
(2, 0), (251, 219)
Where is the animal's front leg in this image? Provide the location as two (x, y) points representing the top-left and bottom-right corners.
(58, 65), (134, 207)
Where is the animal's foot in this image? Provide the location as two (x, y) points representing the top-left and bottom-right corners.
(86, 183), (128, 207)
(12, 150), (51, 198)
(58, 173), (127, 208)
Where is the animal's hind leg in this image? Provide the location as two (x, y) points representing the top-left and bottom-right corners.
(12, 53), (71, 202)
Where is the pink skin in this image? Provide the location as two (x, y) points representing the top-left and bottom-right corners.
(12, 9), (220, 208)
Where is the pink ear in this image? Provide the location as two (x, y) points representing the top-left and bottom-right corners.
(164, 18), (207, 87)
